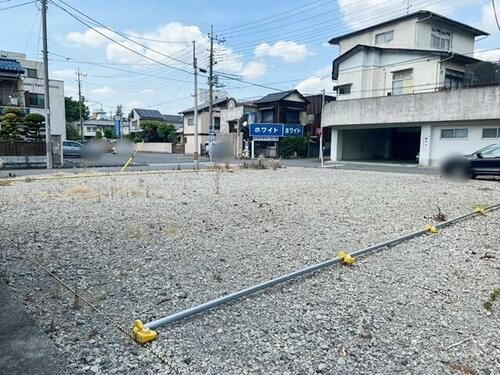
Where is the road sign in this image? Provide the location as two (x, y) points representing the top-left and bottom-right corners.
(250, 123), (284, 137)
(283, 124), (304, 137)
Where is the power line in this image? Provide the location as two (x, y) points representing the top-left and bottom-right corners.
(492, 0), (500, 30)
(48, 0), (195, 75)
(226, 0), (476, 55)
(52, 0), (194, 67)
(0, 0), (34, 11)
(217, 0), (330, 32)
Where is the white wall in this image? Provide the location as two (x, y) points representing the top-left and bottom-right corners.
(416, 19), (475, 54)
(134, 142), (172, 153)
(428, 121), (500, 166)
(23, 78), (66, 139)
(339, 18), (417, 54)
(337, 48), (442, 99)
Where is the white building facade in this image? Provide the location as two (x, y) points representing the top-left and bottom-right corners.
(323, 11), (499, 166)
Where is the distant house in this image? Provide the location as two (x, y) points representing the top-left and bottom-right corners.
(78, 109), (115, 139)
(128, 108), (183, 135)
(0, 50), (66, 141)
(253, 90), (309, 124)
(180, 97), (230, 155)
(162, 114), (183, 136)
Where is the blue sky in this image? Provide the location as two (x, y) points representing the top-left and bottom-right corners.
(0, 0), (498, 115)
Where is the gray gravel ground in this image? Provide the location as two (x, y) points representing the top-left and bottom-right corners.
(0, 167), (499, 374)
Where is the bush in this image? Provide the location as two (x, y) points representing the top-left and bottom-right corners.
(279, 136), (309, 159)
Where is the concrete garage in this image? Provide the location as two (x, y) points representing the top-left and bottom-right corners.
(341, 127), (421, 163)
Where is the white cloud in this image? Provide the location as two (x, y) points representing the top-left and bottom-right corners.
(141, 88), (155, 95)
(255, 41), (312, 63)
(241, 61), (267, 79)
(296, 66), (332, 94)
(65, 22), (255, 80)
(66, 27), (113, 47)
(91, 86), (115, 95)
(475, 48), (500, 62)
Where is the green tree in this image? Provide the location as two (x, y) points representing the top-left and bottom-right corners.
(103, 127), (116, 139)
(140, 120), (178, 142)
(95, 130), (103, 139)
(66, 123), (81, 141)
(65, 96), (89, 123)
(140, 120), (161, 142)
(0, 107), (24, 140)
(158, 123), (178, 143)
(279, 136), (309, 159)
(24, 113), (45, 141)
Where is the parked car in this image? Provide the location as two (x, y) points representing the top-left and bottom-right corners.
(63, 140), (84, 158)
(441, 144), (500, 179)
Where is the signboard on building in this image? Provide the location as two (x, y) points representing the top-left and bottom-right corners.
(250, 123), (284, 137)
(253, 136), (279, 141)
(114, 117), (122, 138)
(284, 124), (304, 137)
(250, 123), (304, 138)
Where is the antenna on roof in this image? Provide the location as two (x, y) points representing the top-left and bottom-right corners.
(404, 0), (412, 14)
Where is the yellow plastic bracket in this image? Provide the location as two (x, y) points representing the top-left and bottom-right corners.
(133, 320), (158, 345)
(426, 224), (439, 234)
(474, 207), (486, 216)
(338, 251), (356, 266)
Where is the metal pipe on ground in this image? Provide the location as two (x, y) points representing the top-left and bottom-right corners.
(145, 203), (500, 330)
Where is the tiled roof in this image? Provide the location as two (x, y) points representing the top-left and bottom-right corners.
(0, 58), (24, 74)
(180, 97), (229, 114)
(162, 114), (183, 124)
(133, 108), (165, 120)
(254, 90), (308, 104)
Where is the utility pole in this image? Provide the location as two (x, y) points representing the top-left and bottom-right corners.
(77, 68), (85, 141)
(192, 40), (199, 170)
(41, 0), (52, 169)
(208, 25), (214, 163)
(207, 26), (225, 163)
(320, 89), (325, 168)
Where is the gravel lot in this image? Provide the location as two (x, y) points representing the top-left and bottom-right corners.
(1, 168), (499, 374)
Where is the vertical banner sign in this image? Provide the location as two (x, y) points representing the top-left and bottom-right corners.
(114, 117), (122, 138)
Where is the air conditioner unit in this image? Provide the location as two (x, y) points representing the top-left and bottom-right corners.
(9, 96), (18, 106)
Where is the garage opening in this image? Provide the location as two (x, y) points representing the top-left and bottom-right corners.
(341, 127), (421, 163)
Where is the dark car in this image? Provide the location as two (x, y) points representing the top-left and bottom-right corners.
(441, 144), (500, 179)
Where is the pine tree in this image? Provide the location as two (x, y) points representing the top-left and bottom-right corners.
(24, 113), (46, 141)
(0, 107), (24, 141)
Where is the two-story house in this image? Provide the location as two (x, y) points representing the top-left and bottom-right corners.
(323, 11), (500, 166)
(0, 50), (66, 141)
(180, 97), (229, 155)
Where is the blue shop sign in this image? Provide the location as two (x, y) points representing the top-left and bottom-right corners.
(283, 124), (304, 137)
(250, 123), (284, 137)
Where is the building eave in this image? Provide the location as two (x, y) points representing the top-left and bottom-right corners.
(328, 10), (489, 45)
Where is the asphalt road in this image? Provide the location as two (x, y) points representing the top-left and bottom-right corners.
(0, 152), (446, 178)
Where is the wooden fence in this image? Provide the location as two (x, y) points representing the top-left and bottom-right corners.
(0, 141), (46, 156)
